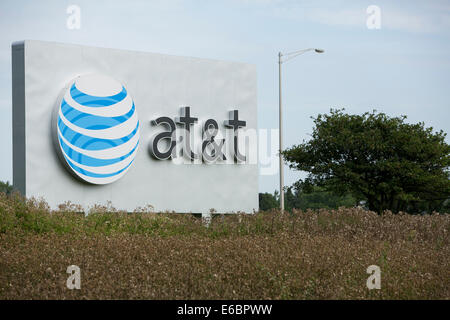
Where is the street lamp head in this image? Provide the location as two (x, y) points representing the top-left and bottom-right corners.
(314, 48), (324, 53)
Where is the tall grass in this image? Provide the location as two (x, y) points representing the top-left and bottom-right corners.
(0, 192), (448, 299)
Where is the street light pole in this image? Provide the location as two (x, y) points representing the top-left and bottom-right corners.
(278, 48), (324, 213)
(278, 52), (284, 212)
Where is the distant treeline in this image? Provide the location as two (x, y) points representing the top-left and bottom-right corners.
(0, 181), (13, 195)
(259, 186), (357, 212)
(259, 186), (449, 214)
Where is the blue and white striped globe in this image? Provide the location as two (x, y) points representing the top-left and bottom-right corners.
(56, 74), (139, 184)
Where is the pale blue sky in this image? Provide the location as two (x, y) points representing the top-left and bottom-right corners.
(0, 0), (449, 193)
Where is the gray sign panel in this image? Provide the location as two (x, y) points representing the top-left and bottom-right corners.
(12, 40), (258, 213)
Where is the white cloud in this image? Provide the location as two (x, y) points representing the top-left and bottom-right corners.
(305, 8), (365, 27)
(382, 8), (447, 33)
(240, 0), (450, 34)
(302, 6), (449, 33)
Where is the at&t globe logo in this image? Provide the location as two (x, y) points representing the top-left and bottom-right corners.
(54, 74), (139, 184)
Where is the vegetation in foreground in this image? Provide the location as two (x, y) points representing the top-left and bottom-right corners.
(0, 193), (448, 299)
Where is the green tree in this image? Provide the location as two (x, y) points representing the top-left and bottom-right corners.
(288, 186), (357, 211)
(259, 191), (279, 211)
(0, 181), (14, 195)
(260, 187), (356, 212)
(284, 187), (295, 211)
(282, 109), (450, 214)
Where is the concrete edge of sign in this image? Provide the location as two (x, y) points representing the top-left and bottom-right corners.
(15, 39), (257, 69)
(11, 42), (26, 195)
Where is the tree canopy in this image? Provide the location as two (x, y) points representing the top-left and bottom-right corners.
(258, 187), (356, 212)
(282, 109), (450, 214)
(259, 191), (279, 211)
(0, 181), (13, 195)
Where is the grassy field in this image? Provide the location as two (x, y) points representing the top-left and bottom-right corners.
(0, 193), (449, 299)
